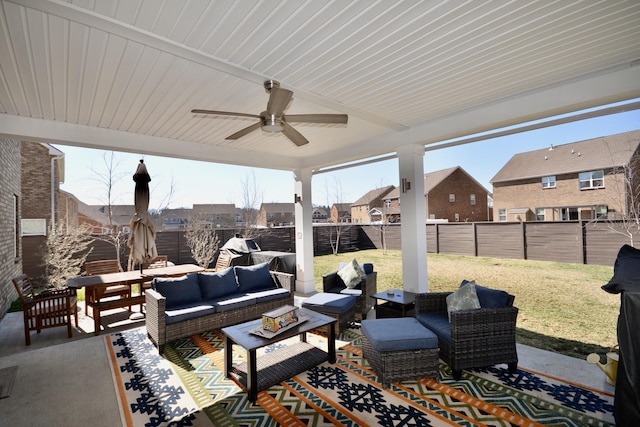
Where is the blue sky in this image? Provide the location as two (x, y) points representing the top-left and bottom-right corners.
(56, 104), (640, 210)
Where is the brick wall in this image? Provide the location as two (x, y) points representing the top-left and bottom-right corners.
(427, 168), (490, 222)
(493, 169), (625, 221)
(21, 141), (59, 225)
(0, 138), (22, 318)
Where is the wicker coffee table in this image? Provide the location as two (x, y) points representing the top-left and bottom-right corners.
(221, 307), (336, 403)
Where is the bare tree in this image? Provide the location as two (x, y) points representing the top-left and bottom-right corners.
(323, 176), (352, 255)
(238, 171), (265, 238)
(43, 224), (94, 288)
(185, 214), (220, 268)
(591, 145), (640, 245)
(89, 152), (128, 269)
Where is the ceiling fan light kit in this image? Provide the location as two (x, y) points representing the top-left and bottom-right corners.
(191, 80), (348, 146)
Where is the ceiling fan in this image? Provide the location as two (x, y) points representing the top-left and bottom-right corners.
(191, 80), (348, 146)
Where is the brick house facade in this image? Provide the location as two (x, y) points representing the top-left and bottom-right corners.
(350, 185), (396, 223)
(258, 203), (295, 227)
(424, 167), (491, 222)
(0, 138), (23, 318)
(491, 130), (640, 222)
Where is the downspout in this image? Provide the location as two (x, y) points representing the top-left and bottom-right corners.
(51, 154), (63, 233)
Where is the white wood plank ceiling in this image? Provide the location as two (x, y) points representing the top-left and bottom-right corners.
(0, 0), (639, 171)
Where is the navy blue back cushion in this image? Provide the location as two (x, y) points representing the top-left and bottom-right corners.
(198, 268), (238, 300)
(235, 262), (274, 292)
(460, 279), (510, 308)
(152, 273), (202, 309)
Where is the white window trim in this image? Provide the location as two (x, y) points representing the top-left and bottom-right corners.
(542, 176), (556, 189)
(579, 170), (605, 190)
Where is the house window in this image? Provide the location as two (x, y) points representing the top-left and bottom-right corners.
(596, 205), (608, 219)
(542, 176), (556, 188)
(579, 170), (604, 190)
(454, 213), (460, 222)
(449, 194), (455, 202)
(384, 199), (391, 208)
(470, 194), (476, 205)
(535, 208), (545, 221)
(498, 209), (506, 221)
(561, 207), (579, 221)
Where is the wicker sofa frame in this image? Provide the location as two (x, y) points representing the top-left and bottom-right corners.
(415, 292), (519, 380)
(145, 270), (294, 353)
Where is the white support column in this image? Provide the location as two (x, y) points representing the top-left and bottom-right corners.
(397, 144), (428, 293)
(293, 168), (315, 294)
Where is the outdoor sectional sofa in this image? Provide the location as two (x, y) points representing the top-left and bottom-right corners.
(145, 262), (294, 353)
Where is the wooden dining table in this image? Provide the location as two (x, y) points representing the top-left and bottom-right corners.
(67, 264), (204, 335)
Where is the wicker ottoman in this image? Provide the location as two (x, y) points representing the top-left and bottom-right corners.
(361, 318), (439, 388)
(301, 293), (357, 335)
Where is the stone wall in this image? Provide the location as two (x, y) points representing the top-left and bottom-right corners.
(0, 138), (22, 318)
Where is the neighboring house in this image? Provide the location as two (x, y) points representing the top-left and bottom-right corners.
(258, 203), (295, 227)
(312, 207), (329, 223)
(159, 208), (191, 231)
(330, 203), (352, 223)
(377, 187), (401, 223)
(491, 130), (640, 222)
(97, 205), (136, 232)
(192, 203), (237, 228)
(424, 166), (491, 222)
(350, 185), (395, 223)
(60, 191), (111, 233)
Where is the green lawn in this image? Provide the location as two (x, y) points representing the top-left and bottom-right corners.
(314, 249), (618, 359)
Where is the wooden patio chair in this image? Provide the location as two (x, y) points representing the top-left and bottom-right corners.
(85, 259), (131, 316)
(12, 274), (78, 345)
(141, 256), (169, 290)
(213, 252), (233, 271)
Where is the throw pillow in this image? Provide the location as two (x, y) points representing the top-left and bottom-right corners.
(235, 262), (274, 292)
(152, 273), (202, 309)
(198, 268), (239, 300)
(337, 259), (367, 289)
(446, 282), (480, 321)
(602, 244), (640, 294)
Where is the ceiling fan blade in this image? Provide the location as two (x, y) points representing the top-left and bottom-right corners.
(266, 87), (293, 116)
(191, 109), (260, 119)
(225, 121), (262, 140)
(282, 122), (309, 146)
(284, 114), (348, 124)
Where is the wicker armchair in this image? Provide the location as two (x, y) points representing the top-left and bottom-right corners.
(415, 291), (518, 380)
(12, 274), (78, 345)
(322, 263), (377, 319)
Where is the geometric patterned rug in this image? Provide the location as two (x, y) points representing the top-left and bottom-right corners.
(106, 326), (615, 427)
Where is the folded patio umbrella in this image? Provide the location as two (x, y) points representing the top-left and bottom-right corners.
(128, 159), (157, 272)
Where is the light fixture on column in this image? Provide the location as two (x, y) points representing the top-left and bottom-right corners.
(401, 178), (411, 193)
(294, 194), (302, 203)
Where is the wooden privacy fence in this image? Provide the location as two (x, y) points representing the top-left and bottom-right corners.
(22, 221), (631, 280)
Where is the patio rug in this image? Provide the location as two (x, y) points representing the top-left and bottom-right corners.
(106, 327), (615, 427)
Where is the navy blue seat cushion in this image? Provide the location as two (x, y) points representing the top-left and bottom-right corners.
(235, 262), (274, 292)
(248, 288), (290, 303)
(164, 303), (216, 325)
(212, 293), (257, 312)
(302, 293), (357, 314)
(602, 244), (640, 294)
(416, 312), (451, 344)
(152, 273), (202, 309)
(198, 268), (238, 299)
(361, 318), (438, 352)
(460, 279), (510, 308)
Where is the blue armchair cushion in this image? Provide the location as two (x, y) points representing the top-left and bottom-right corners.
(152, 273), (202, 309)
(302, 293), (357, 315)
(416, 312), (451, 343)
(362, 318), (438, 352)
(460, 279), (510, 309)
(198, 268), (238, 299)
(235, 262), (274, 292)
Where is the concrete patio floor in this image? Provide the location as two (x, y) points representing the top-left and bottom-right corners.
(0, 299), (615, 427)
